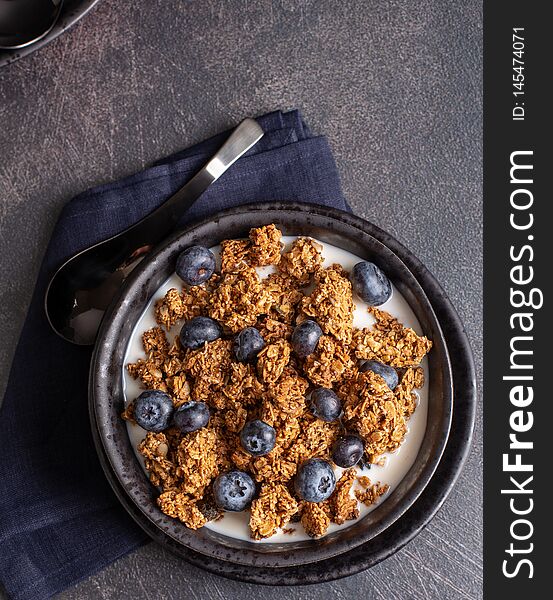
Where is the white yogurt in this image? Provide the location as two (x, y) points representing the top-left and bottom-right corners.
(123, 237), (428, 543)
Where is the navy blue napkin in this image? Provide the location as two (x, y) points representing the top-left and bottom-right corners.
(0, 110), (349, 600)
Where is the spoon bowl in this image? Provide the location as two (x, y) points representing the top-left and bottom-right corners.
(45, 118), (264, 345)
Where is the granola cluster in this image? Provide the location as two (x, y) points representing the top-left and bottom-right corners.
(124, 225), (431, 539)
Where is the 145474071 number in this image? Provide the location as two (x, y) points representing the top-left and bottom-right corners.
(512, 28), (525, 121)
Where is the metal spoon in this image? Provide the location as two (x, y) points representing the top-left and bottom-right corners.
(45, 118), (264, 346)
(0, 0), (64, 49)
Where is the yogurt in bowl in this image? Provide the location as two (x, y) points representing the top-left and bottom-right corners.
(90, 203), (453, 568)
(122, 232), (430, 543)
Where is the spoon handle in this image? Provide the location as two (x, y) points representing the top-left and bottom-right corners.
(44, 117), (265, 345)
(132, 118), (264, 241)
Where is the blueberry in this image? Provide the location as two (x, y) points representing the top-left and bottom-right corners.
(310, 388), (342, 422)
(359, 360), (399, 390)
(352, 261), (392, 306)
(240, 420), (276, 456)
(179, 316), (222, 350)
(213, 470), (256, 511)
(233, 327), (265, 362)
(133, 390), (174, 432)
(331, 434), (365, 468)
(173, 401), (210, 433)
(292, 319), (323, 358)
(294, 458), (336, 502)
(175, 245), (216, 286)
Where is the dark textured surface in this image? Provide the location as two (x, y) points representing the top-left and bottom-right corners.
(0, 0), (482, 598)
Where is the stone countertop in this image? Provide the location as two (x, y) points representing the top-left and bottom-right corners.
(0, 1), (482, 598)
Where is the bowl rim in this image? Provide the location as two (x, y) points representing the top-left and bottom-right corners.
(89, 201), (454, 568)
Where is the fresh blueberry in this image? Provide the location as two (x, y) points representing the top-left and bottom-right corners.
(133, 390), (174, 432)
(294, 458), (336, 502)
(292, 319), (323, 358)
(179, 316), (222, 350)
(175, 245), (216, 286)
(331, 434), (365, 468)
(310, 387), (342, 422)
(240, 420), (276, 456)
(173, 401), (210, 433)
(233, 327), (265, 362)
(213, 470), (256, 511)
(359, 360), (399, 390)
(352, 261), (392, 306)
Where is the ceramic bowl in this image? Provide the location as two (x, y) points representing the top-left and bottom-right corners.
(89, 202), (453, 568)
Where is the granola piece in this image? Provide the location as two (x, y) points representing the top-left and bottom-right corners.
(357, 475), (371, 488)
(250, 447), (298, 483)
(303, 335), (355, 387)
(300, 265), (354, 343)
(259, 394), (303, 447)
(287, 415), (340, 465)
(279, 237), (323, 285)
(157, 491), (207, 529)
(121, 400), (136, 423)
(220, 239), (251, 272)
(209, 416), (235, 472)
(267, 367), (309, 418)
(142, 326), (169, 355)
(249, 482), (298, 539)
(256, 317), (294, 343)
(338, 371), (408, 463)
(326, 468), (359, 525)
(154, 289), (183, 330)
(222, 404), (248, 433)
(208, 267), (272, 332)
(249, 224), (282, 266)
(257, 339), (292, 383)
(231, 447), (254, 472)
(126, 359), (166, 391)
(274, 416), (302, 447)
(299, 416), (341, 456)
(176, 428), (219, 498)
(125, 327), (171, 389)
(301, 502), (330, 537)
(355, 478), (390, 506)
(223, 362), (264, 406)
(263, 273), (304, 323)
(353, 307), (432, 367)
(165, 373), (191, 406)
(183, 339), (233, 403)
(394, 367), (424, 418)
(164, 285), (210, 329)
(166, 333), (185, 358)
(138, 432), (179, 490)
(282, 527), (295, 535)
(290, 502), (304, 522)
(162, 355), (183, 378)
(141, 336), (190, 404)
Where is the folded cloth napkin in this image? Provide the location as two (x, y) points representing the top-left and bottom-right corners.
(0, 110), (350, 600)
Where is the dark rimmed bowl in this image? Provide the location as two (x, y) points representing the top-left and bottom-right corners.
(0, 0), (101, 68)
(90, 202), (453, 568)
